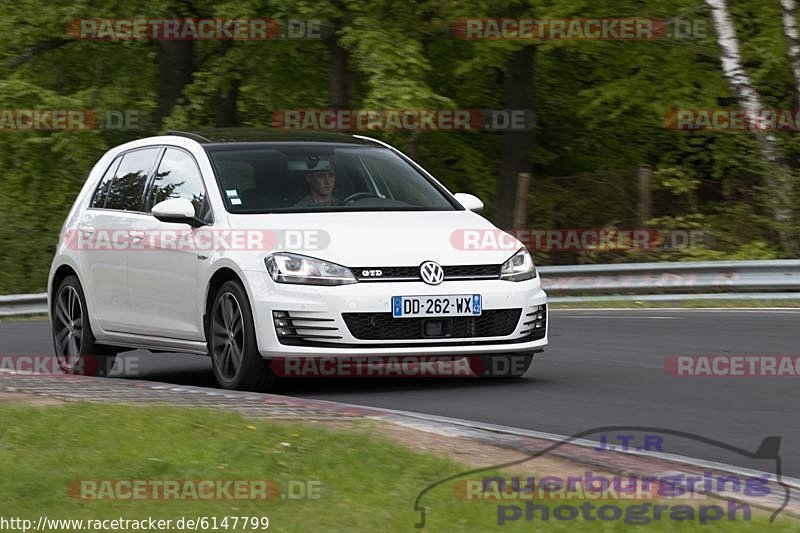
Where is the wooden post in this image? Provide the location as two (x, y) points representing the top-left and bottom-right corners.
(512, 172), (530, 229)
(637, 165), (652, 227)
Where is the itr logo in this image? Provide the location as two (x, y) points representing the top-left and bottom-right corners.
(594, 434), (665, 453)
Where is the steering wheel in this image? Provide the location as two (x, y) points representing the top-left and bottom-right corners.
(341, 192), (380, 205)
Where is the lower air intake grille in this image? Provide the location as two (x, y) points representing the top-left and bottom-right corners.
(273, 311), (342, 346)
(342, 309), (522, 340)
(519, 304), (547, 340)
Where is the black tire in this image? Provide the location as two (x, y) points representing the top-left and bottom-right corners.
(52, 275), (117, 376)
(468, 353), (535, 378)
(208, 280), (276, 391)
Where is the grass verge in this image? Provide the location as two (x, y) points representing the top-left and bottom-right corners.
(0, 403), (796, 531)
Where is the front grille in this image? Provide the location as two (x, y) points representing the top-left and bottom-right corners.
(444, 264), (501, 279)
(342, 309), (522, 340)
(353, 264), (501, 282)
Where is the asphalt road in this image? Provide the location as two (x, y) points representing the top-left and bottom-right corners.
(2, 309), (798, 477)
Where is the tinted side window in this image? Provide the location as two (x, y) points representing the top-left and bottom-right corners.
(106, 148), (160, 211)
(90, 156), (122, 209)
(149, 148), (210, 220)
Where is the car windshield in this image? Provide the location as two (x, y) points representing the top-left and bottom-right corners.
(205, 143), (458, 213)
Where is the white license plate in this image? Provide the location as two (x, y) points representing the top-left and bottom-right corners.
(391, 295), (481, 318)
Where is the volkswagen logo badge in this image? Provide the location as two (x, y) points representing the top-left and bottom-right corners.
(420, 261), (444, 286)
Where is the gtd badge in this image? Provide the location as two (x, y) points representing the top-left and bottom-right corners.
(361, 269), (383, 278)
(419, 261), (444, 286)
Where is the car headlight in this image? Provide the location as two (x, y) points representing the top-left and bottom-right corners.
(265, 253), (357, 286)
(500, 248), (537, 281)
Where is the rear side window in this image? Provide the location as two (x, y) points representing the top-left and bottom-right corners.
(105, 148), (161, 211)
(90, 156), (122, 209)
(148, 148), (210, 221)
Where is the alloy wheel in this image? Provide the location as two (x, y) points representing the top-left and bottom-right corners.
(211, 292), (245, 380)
(53, 285), (83, 368)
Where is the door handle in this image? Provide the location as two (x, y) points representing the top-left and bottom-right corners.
(130, 231), (145, 241)
(80, 228), (95, 237)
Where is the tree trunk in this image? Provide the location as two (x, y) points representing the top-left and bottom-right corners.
(157, 40), (194, 124)
(495, 46), (535, 229)
(781, 0), (800, 107)
(637, 165), (652, 227)
(214, 79), (239, 127)
(212, 41), (239, 127)
(706, 0), (795, 250)
(512, 172), (530, 229)
(326, 35), (349, 108)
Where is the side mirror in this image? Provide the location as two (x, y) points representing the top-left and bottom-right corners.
(152, 198), (205, 227)
(453, 193), (484, 212)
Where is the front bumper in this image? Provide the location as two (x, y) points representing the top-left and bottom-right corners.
(242, 270), (548, 358)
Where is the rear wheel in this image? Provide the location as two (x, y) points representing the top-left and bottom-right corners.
(52, 275), (117, 376)
(209, 280), (276, 391)
(468, 353), (535, 378)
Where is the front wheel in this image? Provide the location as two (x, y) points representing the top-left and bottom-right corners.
(468, 353), (535, 378)
(208, 280), (276, 391)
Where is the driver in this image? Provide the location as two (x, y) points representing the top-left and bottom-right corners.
(293, 162), (339, 207)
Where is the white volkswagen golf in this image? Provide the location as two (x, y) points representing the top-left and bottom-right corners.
(48, 130), (548, 390)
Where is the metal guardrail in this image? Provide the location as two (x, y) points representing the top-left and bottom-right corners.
(539, 259), (800, 300)
(0, 293), (48, 316)
(1, 260), (799, 316)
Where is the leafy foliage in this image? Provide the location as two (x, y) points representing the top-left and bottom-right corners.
(0, 0), (798, 293)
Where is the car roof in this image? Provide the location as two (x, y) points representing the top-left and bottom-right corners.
(167, 128), (377, 146)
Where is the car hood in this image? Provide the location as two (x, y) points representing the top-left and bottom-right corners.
(226, 210), (522, 267)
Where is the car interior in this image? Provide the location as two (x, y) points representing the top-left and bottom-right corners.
(211, 148), (375, 210)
